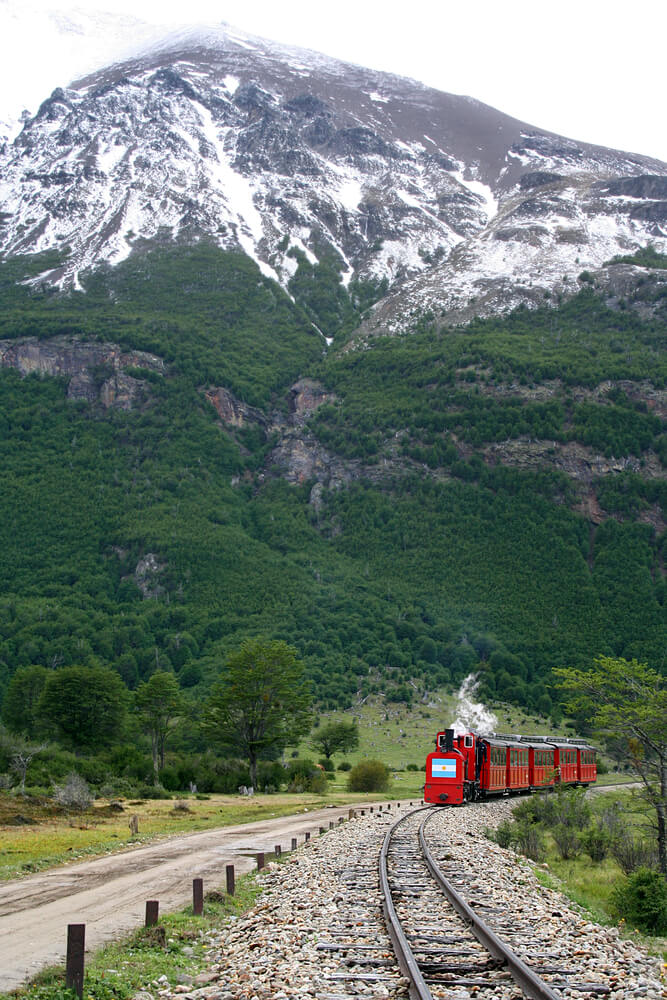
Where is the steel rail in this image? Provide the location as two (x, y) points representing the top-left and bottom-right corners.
(418, 809), (561, 1000)
(378, 806), (435, 1000)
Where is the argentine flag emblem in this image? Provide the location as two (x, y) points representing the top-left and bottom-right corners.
(432, 757), (457, 778)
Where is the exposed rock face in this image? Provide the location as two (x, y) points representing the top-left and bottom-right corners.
(0, 336), (163, 408)
(289, 378), (336, 424)
(204, 387), (269, 428)
(134, 553), (166, 599)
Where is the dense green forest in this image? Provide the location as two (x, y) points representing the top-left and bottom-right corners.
(0, 244), (664, 762)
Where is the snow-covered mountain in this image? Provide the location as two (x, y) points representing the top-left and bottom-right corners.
(1, 21), (666, 318)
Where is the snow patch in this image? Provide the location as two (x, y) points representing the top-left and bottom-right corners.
(368, 91), (389, 103)
(454, 170), (498, 220)
(222, 74), (240, 95)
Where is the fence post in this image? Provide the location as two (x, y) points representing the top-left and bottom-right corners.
(65, 924), (85, 999)
(256, 852), (265, 870)
(274, 844), (281, 858)
(226, 864), (235, 896)
(305, 831), (310, 843)
(145, 900), (159, 926)
(193, 878), (203, 916)
(291, 837), (297, 851)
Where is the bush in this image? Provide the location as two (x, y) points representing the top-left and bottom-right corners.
(611, 867), (667, 933)
(552, 788), (590, 830)
(347, 759), (390, 793)
(307, 769), (328, 794)
(580, 825), (611, 862)
(610, 832), (659, 874)
(513, 821), (545, 862)
(337, 760), (352, 771)
(406, 763), (419, 771)
(319, 758), (335, 772)
(138, 784), (172, 800)
(493, 820), (515, 849)
(53, 773), (93, 811)
(552, 823), (581, 860)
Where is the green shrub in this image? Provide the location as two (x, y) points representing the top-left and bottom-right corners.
(580, 825), (612, 862)
(513, 821), (545, 862)
(611, 867), (667, 933)
(551, 823), (581, 860)
(406, 763), (419, 771)
(138, 784), (172, 799)
(551, 788), (591, 830)
(493, 820), (515, 849)
(337, 760), (352, 771)
(307, 769), (328, 794)
(611, 832), (659, 874)
(347, 759), (390, 793)
(319, 758), (335, 772)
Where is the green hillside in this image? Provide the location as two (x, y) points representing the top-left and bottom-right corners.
(0, 244), (664, 731)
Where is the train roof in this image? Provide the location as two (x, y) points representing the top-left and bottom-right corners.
(485, 732), (595, 751)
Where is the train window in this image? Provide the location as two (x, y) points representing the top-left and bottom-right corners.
(464, 735), (473, 748)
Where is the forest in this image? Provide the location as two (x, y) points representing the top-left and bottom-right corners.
(0, 243), (664, 788)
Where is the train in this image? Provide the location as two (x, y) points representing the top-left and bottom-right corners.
(424, 728), (596, 805)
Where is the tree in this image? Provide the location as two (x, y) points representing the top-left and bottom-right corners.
(554, 656), (667, 877)
(0, 726), (47, 794)
(311, 720), (359, 763)
(37, 665), (128, 751)
(1, 665), (48, 735)
(135, 671), (183, 784)
(203, 639), (312, 787)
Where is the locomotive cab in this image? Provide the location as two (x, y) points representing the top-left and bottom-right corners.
(424, 730), (478, 805)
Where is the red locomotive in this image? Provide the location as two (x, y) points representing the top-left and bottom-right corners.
(424, 729), (596, 805)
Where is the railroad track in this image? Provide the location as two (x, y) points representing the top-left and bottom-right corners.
(379, 806), (612, 1000)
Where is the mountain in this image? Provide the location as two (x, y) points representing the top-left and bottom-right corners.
(1, 22), (666, 308)
(0, 24), (664, 733)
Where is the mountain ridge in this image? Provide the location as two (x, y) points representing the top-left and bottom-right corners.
(1, 21), (665, 319)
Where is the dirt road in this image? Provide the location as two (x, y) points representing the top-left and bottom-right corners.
(0, 802), (389, 992)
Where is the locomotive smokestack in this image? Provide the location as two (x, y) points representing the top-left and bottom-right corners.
(444, 729), (454, 751)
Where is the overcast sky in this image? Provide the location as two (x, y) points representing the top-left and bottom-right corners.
(1, 0), (666, 163)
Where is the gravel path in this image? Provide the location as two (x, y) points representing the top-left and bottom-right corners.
(148, 802), (665, 1000)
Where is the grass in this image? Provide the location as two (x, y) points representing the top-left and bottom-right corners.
(1, 872), (262, 1000)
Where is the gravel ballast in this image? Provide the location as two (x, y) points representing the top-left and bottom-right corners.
(146, 801), (665, 1000)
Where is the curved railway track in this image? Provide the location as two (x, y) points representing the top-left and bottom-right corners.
(379, 806), (610, 1000)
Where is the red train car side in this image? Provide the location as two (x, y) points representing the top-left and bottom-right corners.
(424, 729), (596, 806)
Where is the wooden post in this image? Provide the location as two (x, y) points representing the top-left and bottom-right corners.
(291, 837), (297, 851)
(193, 878), (203, 916)
(145, 900), (159, 926)
(305, 831), (310, 842)
(65, 924), (85, 999)
(348, 808), (356, 819)
(274, 844), (281, 858)
(226, 864), (235, 896)
(256, 852), (265, 870)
